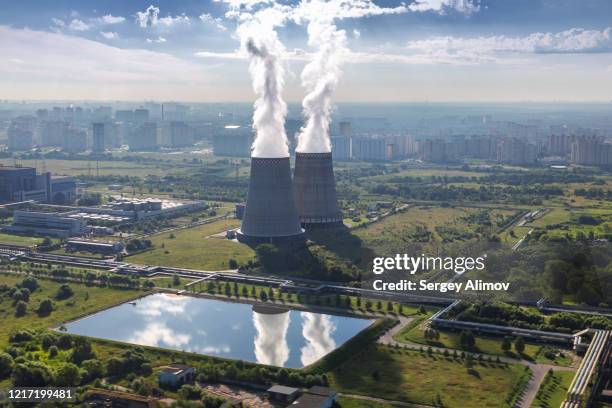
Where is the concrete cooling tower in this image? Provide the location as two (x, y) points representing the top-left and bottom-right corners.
(237, 157), (305, 244)
(293, 152), (343, 227)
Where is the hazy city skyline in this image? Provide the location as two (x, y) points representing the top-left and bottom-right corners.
(1, 0), (612, 102)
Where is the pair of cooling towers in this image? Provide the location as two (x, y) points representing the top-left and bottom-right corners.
(236, 152), (342, 244)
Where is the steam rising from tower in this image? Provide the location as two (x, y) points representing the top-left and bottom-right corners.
(233, 6), (304, 243)
(245, 38), (290, 157)
(296, 9), (348, 153)
(292, 6), (345, 227)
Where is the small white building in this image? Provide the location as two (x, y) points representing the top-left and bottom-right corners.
(158, 363), (195, 387)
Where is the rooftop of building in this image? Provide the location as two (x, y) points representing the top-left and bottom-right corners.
(0, 165), (36, 171)
(160, 363), (194, 375)
(267, 385), (300, 395)
(291, 393), (329, 408)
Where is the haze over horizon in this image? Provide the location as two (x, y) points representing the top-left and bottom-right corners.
(2, 0), (612, 102)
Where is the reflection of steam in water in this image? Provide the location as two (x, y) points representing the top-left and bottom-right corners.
(300, 312), (336, 366)
(253, 310), (291, 367)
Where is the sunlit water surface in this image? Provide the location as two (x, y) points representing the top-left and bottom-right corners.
(63, 293), (372, 368)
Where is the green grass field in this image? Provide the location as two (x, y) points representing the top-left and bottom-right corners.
(531, 370), (575, 408)
(0, 158), (181, 177)
(0, 232), (45, 247)
(329, 345), (529, 408)
(149, 275), (196, 288)
(127, 219), (255, 270)
(353, 206), (510, 257)
(337, 396), (393, 408)
(0, 273), (144, 347)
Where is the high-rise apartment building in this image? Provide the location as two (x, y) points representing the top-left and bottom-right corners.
(129, 122), (158, 151)
(92, 122), (105, 153)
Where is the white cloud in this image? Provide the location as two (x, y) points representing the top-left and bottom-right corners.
(129, 322), (191, 348)
(200, 13), (227, 31)
(97, 14), (126, 25)
(51, 18), (65, 28)
(405, 27), (612, 63)
(100, 31), (119, 39)
(136, 5), (189, 29)
(69, 19), (90, 31)
(353, 29), (361, 39)
(194, 47), (310, 61)
(136, 5), (160, 28)
(147, 36), (167, 43)
(408, 0), (480, 14)
(0, 25), (207, 84)
(222, 0), (478, 25)
(159, 14), (190, 27)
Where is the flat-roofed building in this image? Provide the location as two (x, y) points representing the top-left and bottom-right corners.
(0, 166), (50, 203)
(158, 363), (195, 387)
(267, 385), (300, 403)
(66, 239), (123, 254)
(6, 210), (87, 238)
(291, 387), (337, 408)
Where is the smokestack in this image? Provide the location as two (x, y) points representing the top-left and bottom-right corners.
(238, 157), (305, 244)
(293, 152), (342, 228)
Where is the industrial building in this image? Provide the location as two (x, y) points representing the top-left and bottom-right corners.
(0, 166), (50, 203)
(5, 210), (87, 238)
(291, 386), (337, 408)
(67, 197), (204, 223)
(66, 239), (124, 255)
(238, 157), (305, 244)
(293, 152), (343, 228)
(267, 385), (300, 403)
(0, 165), (77, 204)
(158, 363), (195, 387)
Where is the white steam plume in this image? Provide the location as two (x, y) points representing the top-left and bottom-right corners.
(300, 312), (336, 366)
(253, 310), (290, 367)
(230, 4), (291, 158)
(296, 11), (347, 153)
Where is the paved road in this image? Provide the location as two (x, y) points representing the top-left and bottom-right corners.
(377, 317), (576, 408)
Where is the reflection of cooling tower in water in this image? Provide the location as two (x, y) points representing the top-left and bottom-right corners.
(238, 157), (305, 244)
(253, 309), (290, 367)
(293, 152), (343, 227)
(300, 312), (336, 367)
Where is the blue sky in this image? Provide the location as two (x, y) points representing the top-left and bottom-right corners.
(1, 0), (611, 102)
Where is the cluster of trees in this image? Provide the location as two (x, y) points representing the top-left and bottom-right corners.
(475, 243), (612, 306)
(254, 244), (357, 282)
(0, 276), (54, 317)
(501, 336), (525, 355)
(456, 301), (612, 333)
(175, 385), (225, 407)
(480, 172), (594, 186)
(370, 183), (563, 205)
(2, 263), (145, 291)
(125, 239), (153, 252)
(2, 331), (98, 387)
(574, 188), (612, 200)
(542, 257), (610, 305)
